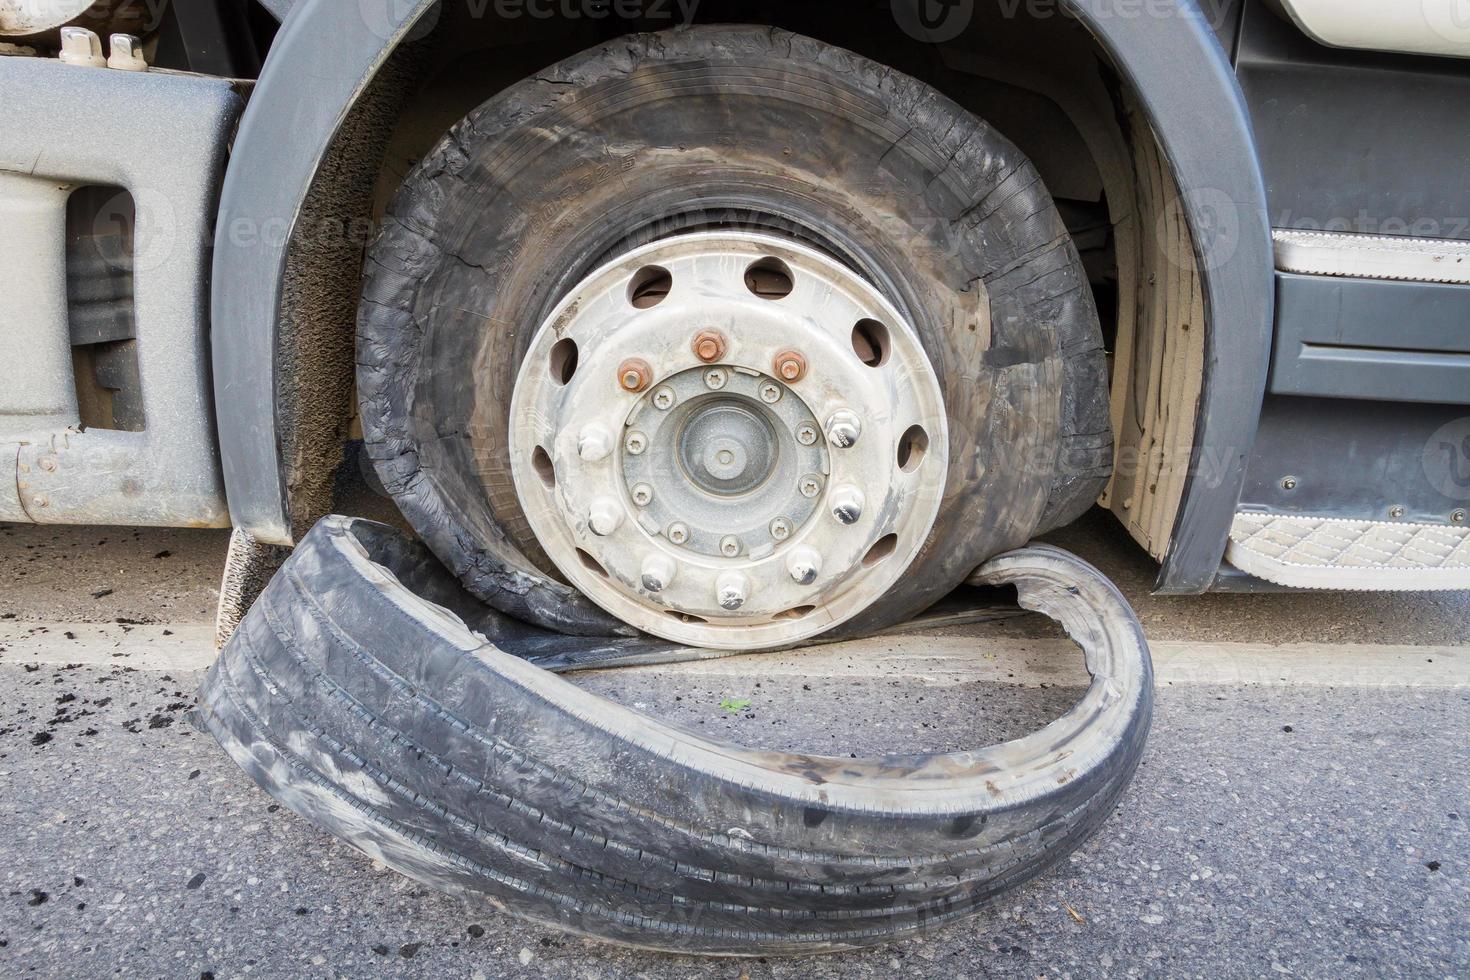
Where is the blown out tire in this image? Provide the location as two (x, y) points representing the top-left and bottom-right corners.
(358, 26), (1112, 635)
(195, 516), (1152, 955)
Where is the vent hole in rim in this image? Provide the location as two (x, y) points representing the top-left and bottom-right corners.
(897, 424), (929, 472)
(774, 604), (816, 621)
(548, 338), (578, 385)
(575, 549), (608, 577)
(628, 265), (672, 308)
(531, 446), (555, 489)
(744, 256), (794, 299)
(862, 533), (898, 568)
(851, 318), (890, 367)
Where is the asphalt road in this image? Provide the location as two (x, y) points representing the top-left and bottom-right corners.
(0, 513), (1467, 978)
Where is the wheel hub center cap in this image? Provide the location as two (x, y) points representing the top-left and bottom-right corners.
(508, 231), (948, 650)
(680, 399), (774, 494)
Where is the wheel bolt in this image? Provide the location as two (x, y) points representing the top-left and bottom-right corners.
(719, 535), (742, 558)
(716, 571), (749, 610)
(825, 410), (862, 449)
(667, 522), (690, 545)
(588, 498), (623, 536)
(618, 358), (653, 393)
(795, 423), (819, 446)
(798, 474), (823, 498)
(773, 349), (807, 383)
(692, 330), (727, 363)
(769, 517), (792, 541)
(786, 546), (822, 585)
(704, 367), (729, 390)
(652, 386), (676, 411)
(640, 554), (676, 593)
(624, 431), (648, 455)
(577, 422), (614, 462)
(631, 483), (654, 507)
(759, 381), (782, 404)
(830, 485), (865, 525)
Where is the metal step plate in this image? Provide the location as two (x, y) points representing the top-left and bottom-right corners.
(1227, 512), (1470, 591)
(1274, 230), (1470, 285)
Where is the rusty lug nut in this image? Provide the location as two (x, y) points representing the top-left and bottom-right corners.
(617, 358), (653, 393)
(692, 330), (727, 363)
(38, 457), (58, 473)
(773, 349), (807, 383)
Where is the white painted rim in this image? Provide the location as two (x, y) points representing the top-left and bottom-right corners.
(507, 232), (948, 649)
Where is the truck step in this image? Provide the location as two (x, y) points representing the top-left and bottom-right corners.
(1227, 512), (1470, 590)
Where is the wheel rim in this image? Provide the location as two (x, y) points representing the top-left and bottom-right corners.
(508, 231), (948, 649)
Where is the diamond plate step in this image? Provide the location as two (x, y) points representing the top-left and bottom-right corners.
(1227, 513), (1470, 591)
(1273, 229), (1470, 284)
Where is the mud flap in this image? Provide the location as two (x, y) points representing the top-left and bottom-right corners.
(194, 515), (1152, 954)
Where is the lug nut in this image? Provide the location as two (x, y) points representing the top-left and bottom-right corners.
(107, 33), (148, 71)
(825, 410), (862, 449)
(759, 381), (783, 404)
(578, 422), (614, 462)
(716, 571), (749, 610)
(631, 483), (654, 507)
(769, 517), (793, 541)
(618, 358), (653, 393)
(692, 330), (727, 363)
(795, 423), (819, 446)
(773, 349), (807, 383)
(667, 522), (690, 545)
(588, 498), (623, 536)
(798, 475), (823, 499)
(652, 386), (676, 410)
(640, 554), (676, 593)
(704, 367), (729, 390)
(830, 485), (865, 525)
(786, 546), (822, 585)
(58, 27), (106, 68)
(624, 431), (648, 455)
(718, 535), (742, 558)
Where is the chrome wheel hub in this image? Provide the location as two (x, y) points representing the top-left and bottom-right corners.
(508, 231), (948, 649)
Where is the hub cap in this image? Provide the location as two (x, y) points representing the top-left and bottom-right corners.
(508, 232), (947, 649)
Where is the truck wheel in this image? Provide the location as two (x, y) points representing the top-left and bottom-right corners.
(358, 26), (1110, 648)
(196, 516), (1153, 955)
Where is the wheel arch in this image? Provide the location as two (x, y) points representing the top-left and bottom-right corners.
(212, 0), (1272, 594)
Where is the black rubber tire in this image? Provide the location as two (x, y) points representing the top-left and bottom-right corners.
(358, 25), (1111, 636)
(195, 516), (1152, 955)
